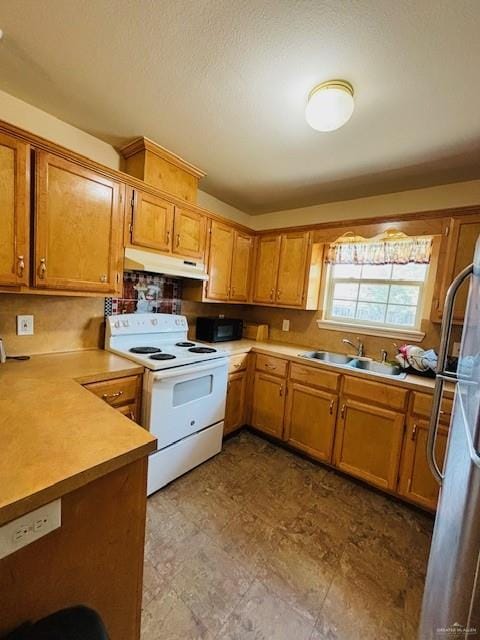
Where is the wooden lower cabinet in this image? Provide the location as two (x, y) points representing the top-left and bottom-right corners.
(83, 374), (142, 423)
(224, 371), (247, 436)
(398, 419), (448, 510)
(333, 397), (405, 490)
(251, 371), (286, 438)
(284, 382), (337, 463)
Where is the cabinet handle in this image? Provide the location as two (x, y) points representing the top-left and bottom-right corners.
(340, 403), (346, 419)
(277, 290), (281, 298)
(17, 255), (25, 277)
(279, 385), (283, 397)
(329, 400), (334, 415)
(100, 274), (107, 283)
(38, 257), (47, 279)
(102, 390), (124, 401)
(270, 288), (274, 300)
(411, 423), (418, 441)
(264, 363), (277, 370)
(166, 230), (170, 244)
(129, 410), (135, 421)
(176, 234), (180, 248)
(227, 381), (231, 391)
(233, 363), (241, 369)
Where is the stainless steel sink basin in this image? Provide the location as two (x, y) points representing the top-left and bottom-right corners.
(302, 351), (354, 365)
(349, 358), (406, 377)
(300, 351), (407, 379)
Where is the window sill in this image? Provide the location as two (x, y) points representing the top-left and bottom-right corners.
(316, 319), (426, 343)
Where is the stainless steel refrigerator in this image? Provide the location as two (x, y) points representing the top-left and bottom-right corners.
(420, 236), (480, 639)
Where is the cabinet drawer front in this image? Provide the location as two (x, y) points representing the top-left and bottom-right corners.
(289, 362), (339, 392)
(228, 353), (249, 373)
(411, 392), (453, 423)
(117, 403), (139, 422)
(342, 375), (408, 410)
(255, 353), (288, 377)
(84, 375), (141, 407)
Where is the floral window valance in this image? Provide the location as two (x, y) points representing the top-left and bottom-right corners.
(325, 230), (433, 265)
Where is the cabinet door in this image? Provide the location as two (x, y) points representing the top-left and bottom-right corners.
(435, 214), (480, 323)
(276, 232), (309, 306)
(230, 231), (253, 301)
(398, 419), (448, 510)
(131, 189), (174, 253)
(35, 152), (123, 293)
(172, 206), (207, 259)
(224, 371), (247, 435)
(252, 235), (281, 304)
(0, 133), (29, 286)
(251, 371), (286, 438)
(206, 220), (234, 300)
(284, 382), (337, 463)
(334, 397), (405, 490)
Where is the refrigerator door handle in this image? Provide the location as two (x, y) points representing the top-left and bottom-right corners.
(427, 262), (473, 485)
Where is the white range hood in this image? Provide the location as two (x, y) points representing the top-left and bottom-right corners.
(124, 247), (209, 281)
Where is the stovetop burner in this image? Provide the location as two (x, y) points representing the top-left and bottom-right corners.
(188, 347), (217, 354)
(175, 341), (195, 347)
(129, 346), (162, 354)
(149, 353), (176, 361)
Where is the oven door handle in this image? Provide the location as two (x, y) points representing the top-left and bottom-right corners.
(150, 358), (228, 381)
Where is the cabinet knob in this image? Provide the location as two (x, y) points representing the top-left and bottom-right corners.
(277, 290), (281, 298)
(270, 288), (274, 300)
(102, 390), (123, 402)
(329, 400), (334, 415)
(17, 255), (25, 277)
(279, 385), (283, 397)
(38, 257), (47, 279)
(411, 423), (418, 441)
(340, 403), (346, 419)
(176, 234), (180, 248)
(100, 274), (107, 283)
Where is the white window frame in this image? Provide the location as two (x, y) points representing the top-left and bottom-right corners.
(322, 263), (429, 333)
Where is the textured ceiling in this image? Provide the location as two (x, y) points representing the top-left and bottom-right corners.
(1, 0), (479, 214)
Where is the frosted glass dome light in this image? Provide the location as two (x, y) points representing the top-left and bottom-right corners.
(305, 80), (354, 132)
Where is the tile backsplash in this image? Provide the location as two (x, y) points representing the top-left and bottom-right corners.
(105, 271), (182, 316)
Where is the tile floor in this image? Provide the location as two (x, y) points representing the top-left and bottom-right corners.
(141, 431), (433, 640)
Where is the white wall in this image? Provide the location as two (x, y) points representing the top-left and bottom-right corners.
(249, 180), (480, 230)
(196, 190), (252, 227)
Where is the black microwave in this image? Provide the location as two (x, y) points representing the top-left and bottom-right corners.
(195, 317), (243, 343)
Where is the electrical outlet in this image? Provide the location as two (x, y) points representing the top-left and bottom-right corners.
(0, 499), (61, 559)
(452, 342), (461, 358)
(282, 319), (290, 331)
(16, 315), (34, 336)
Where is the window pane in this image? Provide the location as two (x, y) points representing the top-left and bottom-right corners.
(333, 282), (359, 300)
(331, 300), (356, 319)
(389, 284), (420, 305)
(386, 305), (417, 327)
(361, 264), (392, 279)
(358, 283), (389, 303)
(333, 264), (362, 279)
(392, 263), (428, 281)
(356, 302), (386, 323)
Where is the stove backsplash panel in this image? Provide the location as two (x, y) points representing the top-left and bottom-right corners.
(105, 270), (183, 316)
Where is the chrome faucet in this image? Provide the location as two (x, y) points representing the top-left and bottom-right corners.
(342, 337), (364, 357)
(380, 349), (388, 364)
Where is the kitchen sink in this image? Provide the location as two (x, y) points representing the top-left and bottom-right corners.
(349, 358), (406, 378)
(300, 351), (407, 379)
(302, 351), (354, 365)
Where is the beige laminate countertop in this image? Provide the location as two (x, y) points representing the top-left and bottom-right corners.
(0, 349), (155, 526)
(217, 339), (455, 396)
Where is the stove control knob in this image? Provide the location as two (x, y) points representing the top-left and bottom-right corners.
(114, 320), (121, 329)
(122, 320), (129, 327)
(175, 319), (181, 325)
(151, 318), (158, 325)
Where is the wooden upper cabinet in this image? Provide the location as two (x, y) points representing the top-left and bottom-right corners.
(130, 188), (174, 253)
(230, 231), (253, 302)
(334, 396), (405, 490)
(34, 152), (123, 293)
(0, 133), (29, 286)
(172, 206), (207, 260)
(276, 232), (310, 307)
(206, 220), (234, 300)
(398, 418), (448, 511)
(252, 235), (281, 304)
(434, 214), (480, 323)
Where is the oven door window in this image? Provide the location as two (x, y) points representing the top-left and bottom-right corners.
(173, 374), (213, 407)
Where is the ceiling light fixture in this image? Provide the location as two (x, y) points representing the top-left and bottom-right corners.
(305, 80), (354, 132)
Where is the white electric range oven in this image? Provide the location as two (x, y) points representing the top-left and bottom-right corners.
(105, 313), (228, 494)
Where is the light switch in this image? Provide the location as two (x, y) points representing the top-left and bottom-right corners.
(16, 315), (34, 336)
